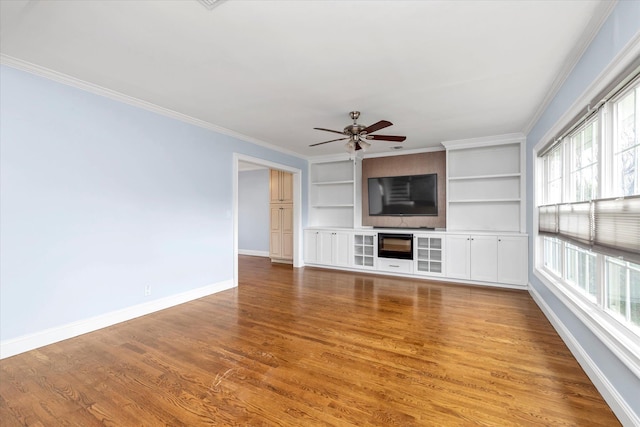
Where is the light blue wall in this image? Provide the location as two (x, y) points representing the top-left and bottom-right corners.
(238, 169), (270, 253)
(526, 1), (640, 420)
(0, 65), (307, 342)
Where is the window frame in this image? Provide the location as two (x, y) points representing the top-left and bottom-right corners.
(533, 74), (640, 379)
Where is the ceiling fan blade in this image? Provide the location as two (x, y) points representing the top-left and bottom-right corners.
(313, 127), (345, 135)
(362, 120), (392, 134)
(366, 135), (407, 142)
(309, 137), (348, 147)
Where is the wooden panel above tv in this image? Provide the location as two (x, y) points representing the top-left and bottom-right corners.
(362, 151), (446, 229)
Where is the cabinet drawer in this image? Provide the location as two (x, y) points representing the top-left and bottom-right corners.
(377, 258), (412, 273)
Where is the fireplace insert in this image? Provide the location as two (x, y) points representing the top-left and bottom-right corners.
(378, 233), (413, 260)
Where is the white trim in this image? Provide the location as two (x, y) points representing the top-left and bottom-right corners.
(232, 153), (304, 282)
(522, 0), (618, 134)
(238, 249), (269, 257)
(441, 133), (525, 150)
(529, 284), (640, 427)
(533, 266), (640, 378)
(534, 31), (640, 153)
(0, 55), (305, 160)
(362, 145), (445, 159)
(0, 279), (234, 359)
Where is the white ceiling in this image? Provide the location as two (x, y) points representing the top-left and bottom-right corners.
(0, 0), (613, 158)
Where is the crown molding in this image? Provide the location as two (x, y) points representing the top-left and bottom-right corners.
(534, 30), (640, 153)
(0, 54), (306, 160)
(361, 145), (444, 159)
(442, 132), (525, 150)
(522, 0), (618, 134)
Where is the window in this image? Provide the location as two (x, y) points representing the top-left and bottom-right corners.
(537, 75), (640, 338)
(543, 236), (562, 276)
(612, 86), (640, 197)
(568, 120), (598, 202)
(565, 243), (597, 301)
(605, 257), (640, 328)
(545, 146), (563, 204)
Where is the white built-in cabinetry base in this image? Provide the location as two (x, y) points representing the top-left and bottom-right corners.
(304, 228), (528, 289)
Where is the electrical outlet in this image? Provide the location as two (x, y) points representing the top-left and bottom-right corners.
(144, 285), (151, 296)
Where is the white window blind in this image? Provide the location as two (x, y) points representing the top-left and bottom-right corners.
(538, 205), (557, 233)
(539, 195), (640, 264)
(593, 196), (640, 261)
(558, 202), (592, 245)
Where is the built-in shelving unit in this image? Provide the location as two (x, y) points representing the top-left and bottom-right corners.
(309, 157), (361, 228)
(304, 133), (528, 289)
(443, 134), (525, 233)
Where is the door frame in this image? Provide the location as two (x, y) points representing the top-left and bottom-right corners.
(232, 153), (303, 286)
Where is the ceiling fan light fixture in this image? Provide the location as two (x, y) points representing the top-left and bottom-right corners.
(358, 139), (371, 151)
(345, 140), (357, 154)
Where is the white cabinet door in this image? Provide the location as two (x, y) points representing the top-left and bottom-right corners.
(304, 230), (319, 263)
(318, 231), (334, 265)
(353, 233), (377, 269)
(445, 235), (470, 279)
(414, 234), (445, 276)
(332, 232), (351, 267)
(470, 235), (498, 282)
(497, 235), (527, 285)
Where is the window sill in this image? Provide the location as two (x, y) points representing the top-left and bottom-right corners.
(533, 266), (640, 378)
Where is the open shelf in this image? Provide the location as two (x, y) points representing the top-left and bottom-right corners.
(443, 136), (524, 233)
(309, 158), (360, 228)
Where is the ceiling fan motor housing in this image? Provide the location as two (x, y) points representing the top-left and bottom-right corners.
(345, 124), (367, 135)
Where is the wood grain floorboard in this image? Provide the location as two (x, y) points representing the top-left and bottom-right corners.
(0, 255), (620, 426)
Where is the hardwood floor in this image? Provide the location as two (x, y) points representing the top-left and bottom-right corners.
(1, 256), (619, 426)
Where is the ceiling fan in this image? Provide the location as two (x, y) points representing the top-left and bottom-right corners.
(310, 111), (406, 153)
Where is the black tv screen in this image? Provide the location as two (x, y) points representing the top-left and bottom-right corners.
(368, 174), (438, 216)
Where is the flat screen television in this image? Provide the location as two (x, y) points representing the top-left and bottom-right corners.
(368, 173), (438, 216)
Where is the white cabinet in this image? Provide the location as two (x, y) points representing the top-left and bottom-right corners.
(306, 228), (527, 288)
(353, 233), (376, 269)
(497, 235), (528, 285)
(446, 234), (498, 282)
(304, 230), (319, 263)
(445, 234), (471, 279)
(304, 229), (351, 267)
(446, 233), (527, 286)
(414, 234), (445, 276)
(332, 232), (351, 267)
(309, 158), (361, 228)
(443, 134), (525, 233)
(470, 235), (498, 283)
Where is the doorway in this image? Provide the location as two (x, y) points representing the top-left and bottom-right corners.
(233, 154), (303, 287)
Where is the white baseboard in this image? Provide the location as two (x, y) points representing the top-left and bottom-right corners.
(238, 249), (269, 257)
(0, 279), (235, 360)
(528, 285), (639, 427)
